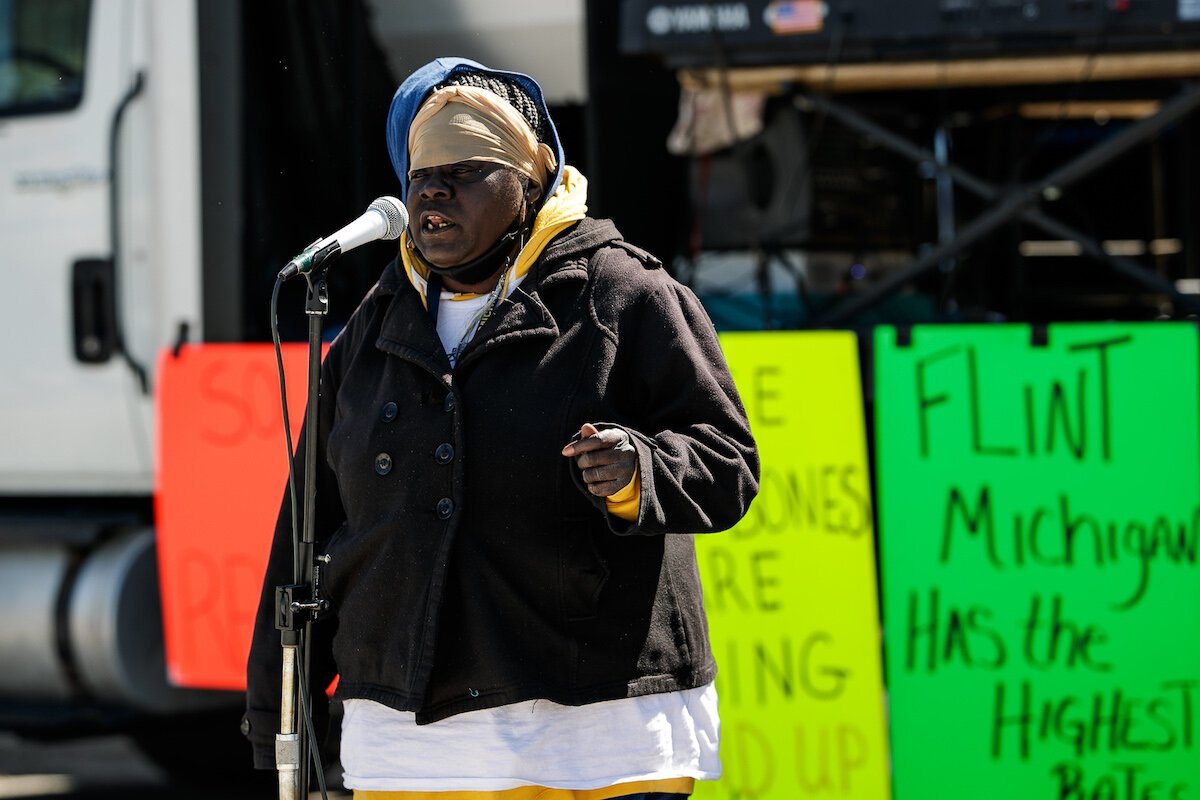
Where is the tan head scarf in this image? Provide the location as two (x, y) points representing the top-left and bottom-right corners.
(408, 85), (557, 192)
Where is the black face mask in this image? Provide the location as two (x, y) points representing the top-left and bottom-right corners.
(408, 205), (530, 286)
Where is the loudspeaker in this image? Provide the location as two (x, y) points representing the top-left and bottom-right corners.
(689, 102), (813, 250)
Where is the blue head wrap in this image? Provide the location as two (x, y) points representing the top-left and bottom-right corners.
(386, 57), (566, 206)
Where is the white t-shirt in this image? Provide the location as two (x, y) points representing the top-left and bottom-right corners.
(435, 272), (528, 365)
(340, 683), (721, 792)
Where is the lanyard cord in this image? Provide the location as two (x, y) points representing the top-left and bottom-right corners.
(448, 266), (511, 366)
(429, 220), (528, 366)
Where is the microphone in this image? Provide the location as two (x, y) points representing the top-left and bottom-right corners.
(279, 196), (408, 280)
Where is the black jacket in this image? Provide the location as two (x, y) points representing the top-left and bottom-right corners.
(244, 218), (759, 767)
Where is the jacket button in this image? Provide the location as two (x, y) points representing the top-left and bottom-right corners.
(374, 453), (393, 476)
(381, 401), (398, 423)
(443, 393), (456, 412)
(434, 443), (454, 464)
(436, 497), (454, 519)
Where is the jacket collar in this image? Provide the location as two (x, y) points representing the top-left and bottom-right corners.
(373, 269), (452, 381)
(372, 217), (623, 371)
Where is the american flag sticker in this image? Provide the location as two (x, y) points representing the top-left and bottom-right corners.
(764, 0), (826, 34)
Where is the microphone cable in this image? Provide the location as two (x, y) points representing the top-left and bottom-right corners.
(271, 272), (331, 800)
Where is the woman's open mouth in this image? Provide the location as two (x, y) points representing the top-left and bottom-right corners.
(422, 214), (456, 234)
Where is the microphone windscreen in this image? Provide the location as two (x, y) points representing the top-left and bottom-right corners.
(370, 196), (408, 240)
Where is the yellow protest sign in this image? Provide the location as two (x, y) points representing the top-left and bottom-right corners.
(696, 331), (890, 800)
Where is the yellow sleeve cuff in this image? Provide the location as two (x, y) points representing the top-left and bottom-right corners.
(604, 463), (641, 522)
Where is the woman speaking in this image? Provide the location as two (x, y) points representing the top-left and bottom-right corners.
(245, 57), (759, 800)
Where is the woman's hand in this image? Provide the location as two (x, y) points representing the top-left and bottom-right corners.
(561, 422), (637, 497)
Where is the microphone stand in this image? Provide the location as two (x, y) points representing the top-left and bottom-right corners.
(275, 267), (332, 800)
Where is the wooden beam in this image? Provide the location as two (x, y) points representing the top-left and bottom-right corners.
(1017, 99), (1162, 119)
(678, 51), (1200, 93)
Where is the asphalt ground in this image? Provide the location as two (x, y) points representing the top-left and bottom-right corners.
(0, 733), (349, 800)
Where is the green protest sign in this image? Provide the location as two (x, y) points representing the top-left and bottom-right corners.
(696, 332), (891, 800)
(875, 323), (1200, 800)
